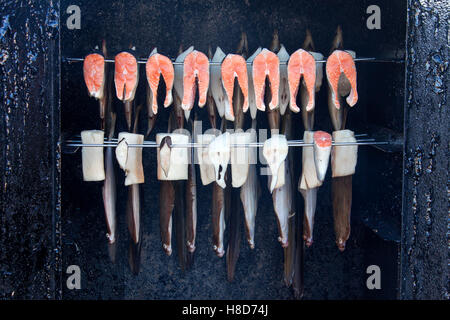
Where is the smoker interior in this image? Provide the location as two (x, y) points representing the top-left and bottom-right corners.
(61, 0), (406, 299)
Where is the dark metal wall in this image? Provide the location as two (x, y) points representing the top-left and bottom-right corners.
(400, 0), (449, 300)
(0, 1), (61, 299)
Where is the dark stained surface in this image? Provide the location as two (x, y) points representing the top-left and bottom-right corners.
(400, 0), (449, 300)
(0, 1), (61, 299)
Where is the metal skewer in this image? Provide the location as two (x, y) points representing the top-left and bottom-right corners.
(64, 139), (387, 148)
(64, 56), (401, 65)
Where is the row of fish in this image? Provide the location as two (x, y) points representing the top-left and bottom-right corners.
(83, 38), (357, 126)
(80, 28), (359, 285)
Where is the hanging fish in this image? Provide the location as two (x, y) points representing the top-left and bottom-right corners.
(287, 49), (316, 113)
(206, 46), (218, 128)
(240, 128), (259, 249)
(272, 155), (292, 248)
(221, 54), (249, 121)
(263, 134), (288, 193)
(186, 121), (197, 253)
(252, 48), (280, 111)
(326, 26), (359, 251)
(114, 51), (139, 130)
(277, 45), (290, 115)
(83, 53), (107, 128)
(208, 132), (231, 189)
(246, 47), (262, 119)
(181, 50), (210, 111)
(210, 47), (228, 118)
(145, 48), (174, 114)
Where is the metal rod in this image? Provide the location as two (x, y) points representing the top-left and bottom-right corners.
(65, 140), (388, 148)
(64, 56), (398, 65)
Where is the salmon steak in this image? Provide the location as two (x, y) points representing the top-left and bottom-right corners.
(83, 53), (105, 99)
(221, 54), (249, 121)
(326, 50), (358, 110)
(252, 48), (280, 111)
(182, 50), (209, 111)
(146, 52), (174, 114)
(114, 52), (139, 101)
(287, 49), (316, 113)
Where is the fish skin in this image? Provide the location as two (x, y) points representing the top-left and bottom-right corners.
(326, 50), (358, 110)
(145, 84), (157, 138)
(300, 187), (317, 247)
(246, 48), (262, 119)
(126, 184), (141, 244)
(206, 88), (217, 128)
(288, 49), (316, 113)
(226, 187), (242, 282)
(186, 132), (197, 253)
(277, 45), (290, 116)
(313, 130), (332, 182)
(272, 156), (292, 248)
(102, 145), (117, 258)
(212, 181), (226, 257)
(146, 52), (174, 114)
(252, 48), (280, 111)
(210, 47), (228, 118)
(208, 132), (231, 189)
(240, 163), (259, 249)
(173, 46), (194, 102)
(182, 50), (210, 110)
(160, 180), (175, 256)
(221, 54), (249, 121)
(263, 134), (288, 193)
(332, 176), (352, 251)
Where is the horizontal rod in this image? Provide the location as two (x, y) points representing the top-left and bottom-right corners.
(63, 56), (402, 65)
(65, 140), (387, 148)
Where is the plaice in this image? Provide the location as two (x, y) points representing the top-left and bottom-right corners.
(263, 134), (288, 193)
(272, 156), (292, 248)
(196, 134), (217, 185)
(313, 130), (332, 181)
(208, 132), (231, 189)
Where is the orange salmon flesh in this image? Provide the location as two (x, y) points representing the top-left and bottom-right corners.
(326, 50), (358, 109)
(146, 53), (174, 114)
(314, 131), (332, 147)
(114, 52), (138, 101)
(287, 49), (316, 112)
(182, 50), (209, 111)
(221, 54), (249, 119)
(83, 53), (105, 98)
(252, 49), (280, 111)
